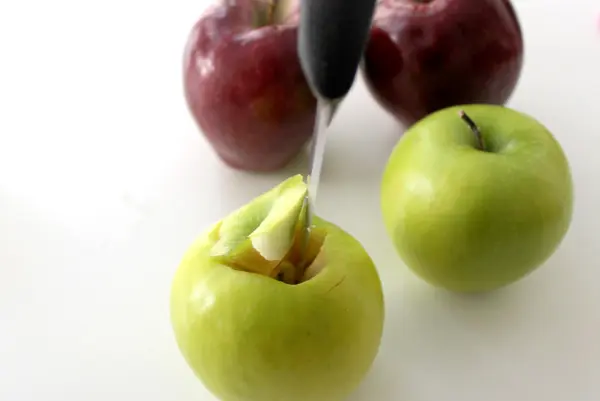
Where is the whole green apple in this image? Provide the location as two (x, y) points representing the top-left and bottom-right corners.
(171, 175), (384, 401)
(381, 105), (573, 293)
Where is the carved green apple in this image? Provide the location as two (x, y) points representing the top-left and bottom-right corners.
(170, 175), (384, 401)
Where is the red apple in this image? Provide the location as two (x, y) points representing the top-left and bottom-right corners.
(363, 0), (524, 127)
(183, 0), (315, 172)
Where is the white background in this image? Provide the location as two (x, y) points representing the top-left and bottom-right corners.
(1, 0), (599, 400)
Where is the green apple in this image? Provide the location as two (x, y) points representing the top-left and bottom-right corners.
(381, 105), (573, 293)
(170, 175), (384, 401)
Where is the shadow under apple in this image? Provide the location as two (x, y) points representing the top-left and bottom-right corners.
(345, 241), (582, 401)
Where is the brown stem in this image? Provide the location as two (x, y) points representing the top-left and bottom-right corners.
(252, 0), (294, 27)
(459, 110), (486, 151)
(271, 0), (296, 23)
(266, 0), (277, 23)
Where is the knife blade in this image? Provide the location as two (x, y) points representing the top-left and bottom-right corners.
(304, 98), (339, 224)
(298, 0), (377, 255)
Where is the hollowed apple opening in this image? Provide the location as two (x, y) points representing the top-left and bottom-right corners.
(208, 175), (326, 284)
(275, 225), (327, 284)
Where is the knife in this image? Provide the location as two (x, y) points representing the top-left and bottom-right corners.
(297, 0), (377, 252)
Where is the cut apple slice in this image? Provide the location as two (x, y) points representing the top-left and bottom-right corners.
(210, 175), (309, 277)
(249, 180), (307, 260)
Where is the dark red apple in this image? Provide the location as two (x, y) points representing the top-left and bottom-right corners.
(363, 0), (524, 127)
(183, 0), (315, 172)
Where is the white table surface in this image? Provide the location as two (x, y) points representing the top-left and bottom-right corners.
(1, 0), (599, 400)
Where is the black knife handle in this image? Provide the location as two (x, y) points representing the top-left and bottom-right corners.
(297, 0), (377, 100)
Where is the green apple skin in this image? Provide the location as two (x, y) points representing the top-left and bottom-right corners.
(170, 217), (384, 401)
(381, 105), (573, 293)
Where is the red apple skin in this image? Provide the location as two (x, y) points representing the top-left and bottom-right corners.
(183, 1), (316, 172)
(363, 0), (524, 127)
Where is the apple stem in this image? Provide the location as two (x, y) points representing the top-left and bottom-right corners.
(270, 0), (293, 23)
(265, 0), (277, 24)
(458, 110), (486, 151)
(252, 0), (296, 27)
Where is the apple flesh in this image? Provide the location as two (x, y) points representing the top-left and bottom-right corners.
(364, 0), (524, 127)
(184, 0), (316, 172)
(381, 105), (573, 292)
(171, 175), (384, 401)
